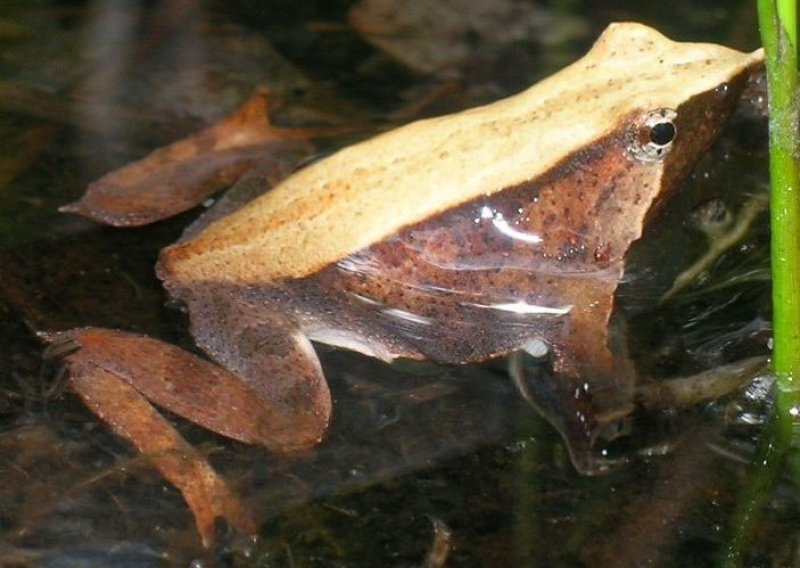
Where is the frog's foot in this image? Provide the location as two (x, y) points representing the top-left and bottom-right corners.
(510, 346), (769, 474)
(660, 192), (768, 302)
(39, 328), (260, 547)
(637, 356), (769, 410)
(508, 345), (631, 475)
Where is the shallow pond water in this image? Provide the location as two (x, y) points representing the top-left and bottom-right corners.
(0, 1), (793, 566)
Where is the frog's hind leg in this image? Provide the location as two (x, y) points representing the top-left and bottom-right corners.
(183, 285), (332, 452)
(39, 328), (259, 546)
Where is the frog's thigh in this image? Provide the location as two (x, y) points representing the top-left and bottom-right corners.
(185, 287), (332, 451)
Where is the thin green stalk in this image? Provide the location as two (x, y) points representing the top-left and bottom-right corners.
(721, 411), (791, 566)
(722, 0), (800, 565)
(761, 0), (800, 484)
(777, 0), (797, 49)
(766, 0), (800, 387)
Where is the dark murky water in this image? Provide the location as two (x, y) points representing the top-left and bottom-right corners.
(0, 1), (793, 566)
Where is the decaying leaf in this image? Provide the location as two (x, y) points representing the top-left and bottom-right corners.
(349, 0), (587, 76)
(61, 89), (317, 227)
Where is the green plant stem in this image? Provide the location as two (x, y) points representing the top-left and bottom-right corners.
(762, 0), (800, 473)
(722, 411), (791, 566)
(777, 0), (797, 49)
(766, 2), (800, 387)
(722, 1), (800, 565)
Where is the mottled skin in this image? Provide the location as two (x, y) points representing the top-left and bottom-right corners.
(161, 75), (757, 471)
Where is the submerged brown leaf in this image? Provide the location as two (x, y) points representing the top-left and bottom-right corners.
(61, 89), (317, 227)
(350, 0), (587, 76)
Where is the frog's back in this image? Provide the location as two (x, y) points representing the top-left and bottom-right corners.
(158, 22), (761, 288)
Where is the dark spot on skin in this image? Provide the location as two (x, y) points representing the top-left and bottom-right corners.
(594, 243), (611, 267)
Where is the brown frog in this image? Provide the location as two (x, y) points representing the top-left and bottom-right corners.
(51, 22), (764, 543)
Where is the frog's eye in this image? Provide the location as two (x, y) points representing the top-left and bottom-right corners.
(627, 108), (678, 162)
(648, 120), (676, 146)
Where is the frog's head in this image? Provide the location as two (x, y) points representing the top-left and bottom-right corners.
(479, 23), (765, 474)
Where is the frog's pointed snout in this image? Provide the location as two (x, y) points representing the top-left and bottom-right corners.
(507, 348), (634, 475)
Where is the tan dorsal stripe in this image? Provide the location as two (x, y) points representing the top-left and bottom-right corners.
(161, 22), (763, 285)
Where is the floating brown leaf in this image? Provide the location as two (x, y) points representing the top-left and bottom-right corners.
(62, 89), (317, 226)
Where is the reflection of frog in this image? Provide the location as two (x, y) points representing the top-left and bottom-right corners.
(690, 198), (736, 236)
(662, 193), (769, 301)
(51, 23), (763, 542)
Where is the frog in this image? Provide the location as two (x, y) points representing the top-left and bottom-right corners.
(49, 22), (764, 544)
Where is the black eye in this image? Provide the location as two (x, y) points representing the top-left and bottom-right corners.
(649, 121), (676, 146)
(627, 108), (678, 162)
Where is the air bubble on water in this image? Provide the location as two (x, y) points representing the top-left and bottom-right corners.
(736, 412), (764, 426)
